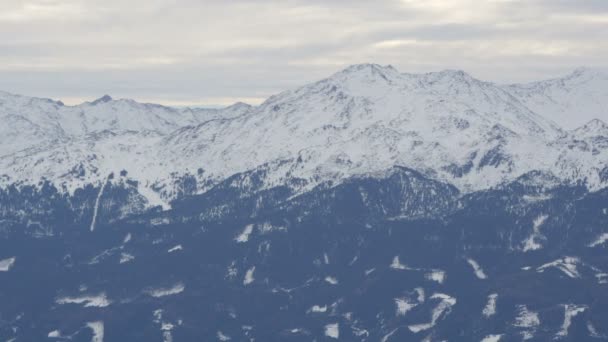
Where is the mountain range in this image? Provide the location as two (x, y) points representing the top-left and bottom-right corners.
(1, 64), (607, 209)
(1, 65), (608, 341)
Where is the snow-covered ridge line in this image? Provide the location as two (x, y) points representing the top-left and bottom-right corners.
(1, 64), (607, 208)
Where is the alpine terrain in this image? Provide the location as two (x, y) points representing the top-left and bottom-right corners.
(1, 64), (608, 341)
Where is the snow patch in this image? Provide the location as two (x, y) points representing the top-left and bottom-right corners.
(556, 304), (586, 338)
(587, 321), (605, 338)
(324, 323), (339, 339)
(588, 233), (608, 247)
(483, 294), (498, 318)
(235, 224), (254, 243)
(467, 258), (487, 279)
(325, 276), (338, 285)
(119, 253), (135, 264)
(217, 331), (231, 341)
(310, 305), (327, 313)
(226, 261), (238, 279)
(514, 305), (540, 340)
(522, 214), (548, 252)
(380, 328), (400, 342)
(537, 257), (581, 278)
(425, 270), (446, 284)
(395, 298), (417, 316)
(408, 293), (456, 333)
(415, 287), (426, 302)
(168, 245), (183, 253)
(90, 176), (110, 232)
(481, 334), (502, 342)
(390, 255), (408, 270)
(243, 266), (255, 285)
(138, 184), (171, 210)
(0, 257), (16, 271)
(86, 321), (104, 342)
(48, 330), (61, 338)
(56, 293), (111, 307)
(259, 222), (287, 234)
(146, 283), (185, 297)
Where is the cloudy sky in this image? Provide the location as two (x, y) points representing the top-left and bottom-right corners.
(1, 0), (607, 106)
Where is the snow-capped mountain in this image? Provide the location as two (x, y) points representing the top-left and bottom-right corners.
(0, 65), (607, 208)
(0, 91), (251, 155)
(2, 65), (608, 342)
(505, 67), (608, 129)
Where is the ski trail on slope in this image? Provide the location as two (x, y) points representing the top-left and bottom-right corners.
(90, 175), (110, 232)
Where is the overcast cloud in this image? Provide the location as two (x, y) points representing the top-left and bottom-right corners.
(1, 0), (607, 106)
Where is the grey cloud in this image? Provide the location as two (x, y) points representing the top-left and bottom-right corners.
(0, 0), (606, 106)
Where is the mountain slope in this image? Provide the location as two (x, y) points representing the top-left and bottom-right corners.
(0, 65), (607, 208)
(1, 170), (607, 341)
(504, 67), (608, 129)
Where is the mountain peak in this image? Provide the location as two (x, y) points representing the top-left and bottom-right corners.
(225, 101), (252, 110)
(425, 69), (478, 84)
(564, 67), (607, 81)
(90, 95), (113, 105)
(332, 63), (400, 82)
(574, 118), (608, 136)
(340, 63), (395, 72)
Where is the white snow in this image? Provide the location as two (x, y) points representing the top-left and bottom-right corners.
(557, 304), (587, 338)
(310, 305), (327, 313)
(161, 322), (174, 342)
(522, 214), (548, 252)
(48, 330), (61, 337)
(226, 261), (238, 279)
(483, 294), (498, 318)
(595, 272), (608, 284)
(408, 293), (456, 333)
(467, 258), (487, 279)
(481, 334), (502, 342)
(415, 287), (426, 302)
(119, 253), (135, 264)
(2, 66), (607, 207)
(243, 267), (255, 285)
(395, 298), (417, 316)
(146, 283), (185, 297)
(56, 293), (111, 307)
(0, 257), (16, 271)
(217, 331), (231, 341)
(86, 321), (104, 342)
(324, 323), (339, 339)
(235, 224), (254, 243)
(537, 257), (581, 278)
(514, 306), (540, 328)
(514, 305), (540, 340)
(587, 322), (605, 338)
(162, 331), (173, 342)
(259, 222), (287, 234)
(152, 309), (177, 342)
(588, 233), (608, 247)
(390, 256), (408, 270)
(90, 176), (110, 232)
(380, 328), (400, 342)
(324, 276), (339, 285)
(167, 245), (183, 253)
(425, 270), (446, 284)
(506, 68), (608, 129)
